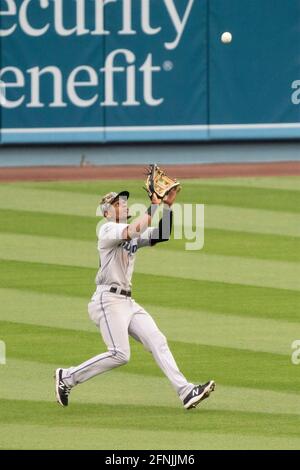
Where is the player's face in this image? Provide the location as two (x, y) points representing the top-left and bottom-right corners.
(111, 197), (129, 222)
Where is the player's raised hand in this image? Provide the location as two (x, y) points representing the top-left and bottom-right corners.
(163, 187), (178, 207)
(151, 192), (162, 205)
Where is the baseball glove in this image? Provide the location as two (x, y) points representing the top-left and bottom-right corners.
(144, 164), (181, 200)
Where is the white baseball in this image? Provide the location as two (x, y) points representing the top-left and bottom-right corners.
(221, 32), (232, 44)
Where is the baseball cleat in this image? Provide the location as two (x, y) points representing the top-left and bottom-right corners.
(183, 380), (216, 410)
(55, 368), (71, 407)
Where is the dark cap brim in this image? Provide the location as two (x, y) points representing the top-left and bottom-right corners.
(112, 190), (130, 203)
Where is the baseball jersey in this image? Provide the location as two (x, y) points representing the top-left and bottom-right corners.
(95, 221), (154, 290)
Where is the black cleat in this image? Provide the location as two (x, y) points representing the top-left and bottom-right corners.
(183, 380), (215, 410)
(55, 368), (71, 407)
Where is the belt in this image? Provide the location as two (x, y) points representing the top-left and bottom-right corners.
(109, 287), (131, 297)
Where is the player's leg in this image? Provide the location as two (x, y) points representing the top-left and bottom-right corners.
(56, 292), (132, 404)
(128, 302), (194, 402)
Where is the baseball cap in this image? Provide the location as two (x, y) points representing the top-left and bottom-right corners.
(99, 190), (130, 216)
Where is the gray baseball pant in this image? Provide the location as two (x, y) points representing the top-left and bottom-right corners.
(62, 286), (194, 400)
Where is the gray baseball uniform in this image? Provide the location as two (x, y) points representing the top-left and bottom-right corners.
(62, 215), (194, 401)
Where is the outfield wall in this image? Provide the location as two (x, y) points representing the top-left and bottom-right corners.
(1, 0), (300, 144)
(1, 141), (300, 168)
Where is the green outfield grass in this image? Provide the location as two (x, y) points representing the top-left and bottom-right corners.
(0, 176), (299, 450)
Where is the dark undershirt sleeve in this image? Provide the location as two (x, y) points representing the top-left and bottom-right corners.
(150, 206), (173, 246)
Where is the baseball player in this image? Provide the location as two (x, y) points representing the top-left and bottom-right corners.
(55, 187), (215, 409)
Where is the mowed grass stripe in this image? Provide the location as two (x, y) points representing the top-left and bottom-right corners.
(0, 232), (298, 291)
(7, 179), (144, 195)
(0, 209), (97, 241)
(0, 359), (179, 408)
(1, 321), (298, 393)
(2, 423), (300, 450)
(0, 180), (300, 236)
(1, 186), (299, 238)
(1, 260), (299, 322)
(184, 176), (300, 192)
(177, 184), (300, 213)
(2, 358), (300, 416)
(158, 229), (300, 263)
(0, 185), (100, 217)
(11, 175), (300, 193)
(206, 205), (300, 238)
(8, 178), (300, 213)
(0, 232), (96, 269)
(0, 288), (297, 356)
(0, 209), (299, 263)
(136, 249), (300, 292)
(1, 400), (300, 441)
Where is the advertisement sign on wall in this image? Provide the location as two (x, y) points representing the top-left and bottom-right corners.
(0, 0), (300, 144)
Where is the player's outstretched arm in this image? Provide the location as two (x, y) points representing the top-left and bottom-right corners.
(122, 193), (161, 240)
